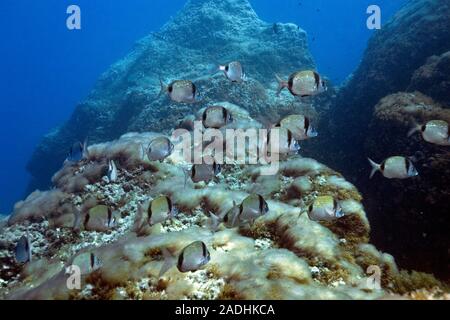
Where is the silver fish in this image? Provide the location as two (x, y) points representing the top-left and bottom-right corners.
(277, 114), (318, 140)
(71, 251), (102, 275)
(107, 160), (118, 182)
(408, 120), (450, 146)
(15, 235), (32, 264)
(159, 79), (199, 103)
(84, 205), (117, 231)
(219, 61), (246, 82)
(308, 196), (344, 222)
(267, 128), (301, 155)
(202, 106), (233, 129)
(221, 194), (269, 228)
(368, 156), (419, 179)
(159, 241), (211, 277)
(185, 162), (222, 185)
(66, 138), (89, 163)
(276, 70), (326, 97)
(146, 137), (174, 161)
(148, 196), (177, 226)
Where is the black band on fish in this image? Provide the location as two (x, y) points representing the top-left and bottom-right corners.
(313, 72), (320, 89)
(288, 76), (294, 90)
(177, 251), (184, 270)
(405, 157), (410, 173)
(201, 242), (207, 258)
(167, 197), (173, 214)
(258, 194), (264, 213)
(90, 253), (95, 270)
(222, 107), (227, 121)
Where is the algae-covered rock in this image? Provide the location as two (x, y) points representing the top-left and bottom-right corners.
(2, 130), (447, 300)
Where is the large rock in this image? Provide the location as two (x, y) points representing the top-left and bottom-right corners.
(26, 0), (316, 193)
(320, 0), (450, 176)
(315, 0), (450, 279)
(409, 51), (450, 106)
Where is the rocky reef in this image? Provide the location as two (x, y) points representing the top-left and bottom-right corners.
(314, 0), (450, 280)
(26, 0), (321, 193)
(1, 110), (448, 299)
(409, 51), (450, 106)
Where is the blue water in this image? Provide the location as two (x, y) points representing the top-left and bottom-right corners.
(0, 0), (406, 215)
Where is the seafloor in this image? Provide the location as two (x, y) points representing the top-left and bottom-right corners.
(0, 105), (448, 299)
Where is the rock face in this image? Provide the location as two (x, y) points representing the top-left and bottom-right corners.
(409, 51), (450, 106)
(26, 0), (316, 194)
(315, 0), (450, 280)
(320, 0), (450, 176)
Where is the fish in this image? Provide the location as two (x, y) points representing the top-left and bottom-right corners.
(66, 139), (89, 163)
(15, 235), (32, 264)
(148, 196), (177, 226)
(222, 202), (241, 228)
(145, 137), (174, 161)
(184, 162), (222, 185)
(159, 79), (199, 103)
(84, 205), (118, 231)
(176, 115), (196, 132)
(71, 251), (102, 275)
(267, 128), (301, 155)
(237, 194), (269, 224)
(408, 120), (450, 146)
(308, 195), (344, 222)
(368, 156), (419, 179)
(202, 106), (233, 129)
(221, 194), (269, 228)
(277, 114), (318, 140)
(218, 61), (246, 82)
(107, 160), (118, 182)
(159, 241), (211, 277)
(276, 70), (326, 97)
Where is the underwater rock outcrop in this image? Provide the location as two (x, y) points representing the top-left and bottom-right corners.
(319, 0), (450, 174)
(409, 51), (450, 106)
(1, 112), (448, 299)
(26, 0), (318, 193)
(363, 92), (450, 280)
(312, 0), (450, 280)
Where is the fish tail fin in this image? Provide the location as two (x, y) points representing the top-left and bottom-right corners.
(182, 167), (189, 188)
(73, 209), (82, 231)
(82, 137), (89, 159)
(275, 74), (286, 96)
(407, 120), (422, 138)
(208, 64), (221, 75)
(159, 248), (175, 278)
(209, 211), (221, 231)
(158, 78), (166, 99)
(368, 158), (380, 179)
(140, 144), (147, 162)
